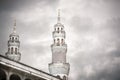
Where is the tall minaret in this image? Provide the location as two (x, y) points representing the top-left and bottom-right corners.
(49, 9), (70, 80)
(5, 20), (21, 61)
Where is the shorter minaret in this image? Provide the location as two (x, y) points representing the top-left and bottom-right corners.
(5, 20), (21, 61)
(49, 9), (70, 80)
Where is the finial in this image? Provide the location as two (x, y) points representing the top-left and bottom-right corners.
(57, 9), (61, 23)
(13, 19), (16, 33)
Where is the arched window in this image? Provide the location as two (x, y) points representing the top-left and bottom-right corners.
(54, 39), (55, 43)
(12, 37), (14, 42)
(10, 74), (21, 80)
(61, 28), (63, 31)
(63, 76), (66, 80)
(8, 48), (10, 52)
(25, 78), (31, 80)
(61, 39), (64, 44)
(56, 75), (61, 79)
(55, 28), (56, 31)
(15, 48), (17, 54)
(0, 69), (6, 80)
(57, 39), (59, 42)
(57, 39), (60, 46)
(11, 47), (13, 54)
(58, 28), (59, 31)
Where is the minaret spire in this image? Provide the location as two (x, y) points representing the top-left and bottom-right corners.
(13, 19), (16, 33)
(57, 9), (61, 23)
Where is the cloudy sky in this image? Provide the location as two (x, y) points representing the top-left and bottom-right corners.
(0, 0), (120, 80)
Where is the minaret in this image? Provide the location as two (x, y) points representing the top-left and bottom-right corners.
(49, 9), (70, 80)
(5, 20), (21, 61)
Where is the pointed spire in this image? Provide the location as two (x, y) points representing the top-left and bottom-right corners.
(57, 9), (61, 23)
(13, 19), (16, 33)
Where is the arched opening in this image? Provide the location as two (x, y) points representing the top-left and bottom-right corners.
(61, 39), (64, 44)
(56, 75), (61, 79)
(61, 28), (63, 31)
(55, 28), (56, 31)
(8, 48), (10, 52)
(25, 78), (31, 80)
(12, 37), (14, 42)
(57, 38), (60, 46)
(15, 48), (17, 54)
(54, 39), (55, 44)
(11, 47), (13, 54)
(63, 76), (66, 80)
(57, 28), (59, 33)
(10, 74), (21, 80)
(0, 69), (6, 80)
(58, 28), (59, 31)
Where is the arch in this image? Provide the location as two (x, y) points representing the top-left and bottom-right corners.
(55, 28), (56, 31)
(54, 39), (55, 43)
(58, 27), (59, 31)
(10, 74), (21, 80)
(15, 48), (17, 54)
(63, 76), (66, 80)
(61, 39), (64, 44)
(12, 37), (14, 42)
(56, 75), (61, 79)
(57, 28), (60, 33)
(57, 38), (60, 46)
(8, 48), (10, 52)
(25, 78), (31, 80)
(61, 28), (63, 31)
(0, 69), (6, 80)
(57, 38), (59, 41)
(15, 38), (18, 41)
(11, 47), (13, 54)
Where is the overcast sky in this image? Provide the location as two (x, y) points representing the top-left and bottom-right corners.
(0, 0), (120, 80)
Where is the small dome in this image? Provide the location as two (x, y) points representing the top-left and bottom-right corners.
(10, 32), (19, 37)
(54, 23), (64, 28)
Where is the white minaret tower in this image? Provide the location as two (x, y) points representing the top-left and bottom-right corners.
(49, 9), (70, 80)
(5, 20), (21, 61)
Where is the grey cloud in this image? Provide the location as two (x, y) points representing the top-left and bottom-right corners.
(105, 18), (120, 37)
(70, 16), (94, 33)
(87, 61), (120, 80)
(0, 0), (58, 12)
(77, 62), (120, 80)
(21, 43), (48, 63)
(71, 17), (120, 80)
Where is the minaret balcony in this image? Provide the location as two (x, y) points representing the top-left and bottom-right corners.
(53, 31), (65, 38)
(6, 52), (21, 61)
(51, 44), (67, 54)
(54, 23), (64, 28)
(49, 62), (70, 75)
(8, 41), (20, 46)
(51, 44), (67, 48)
(8, 40), (20, 43)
